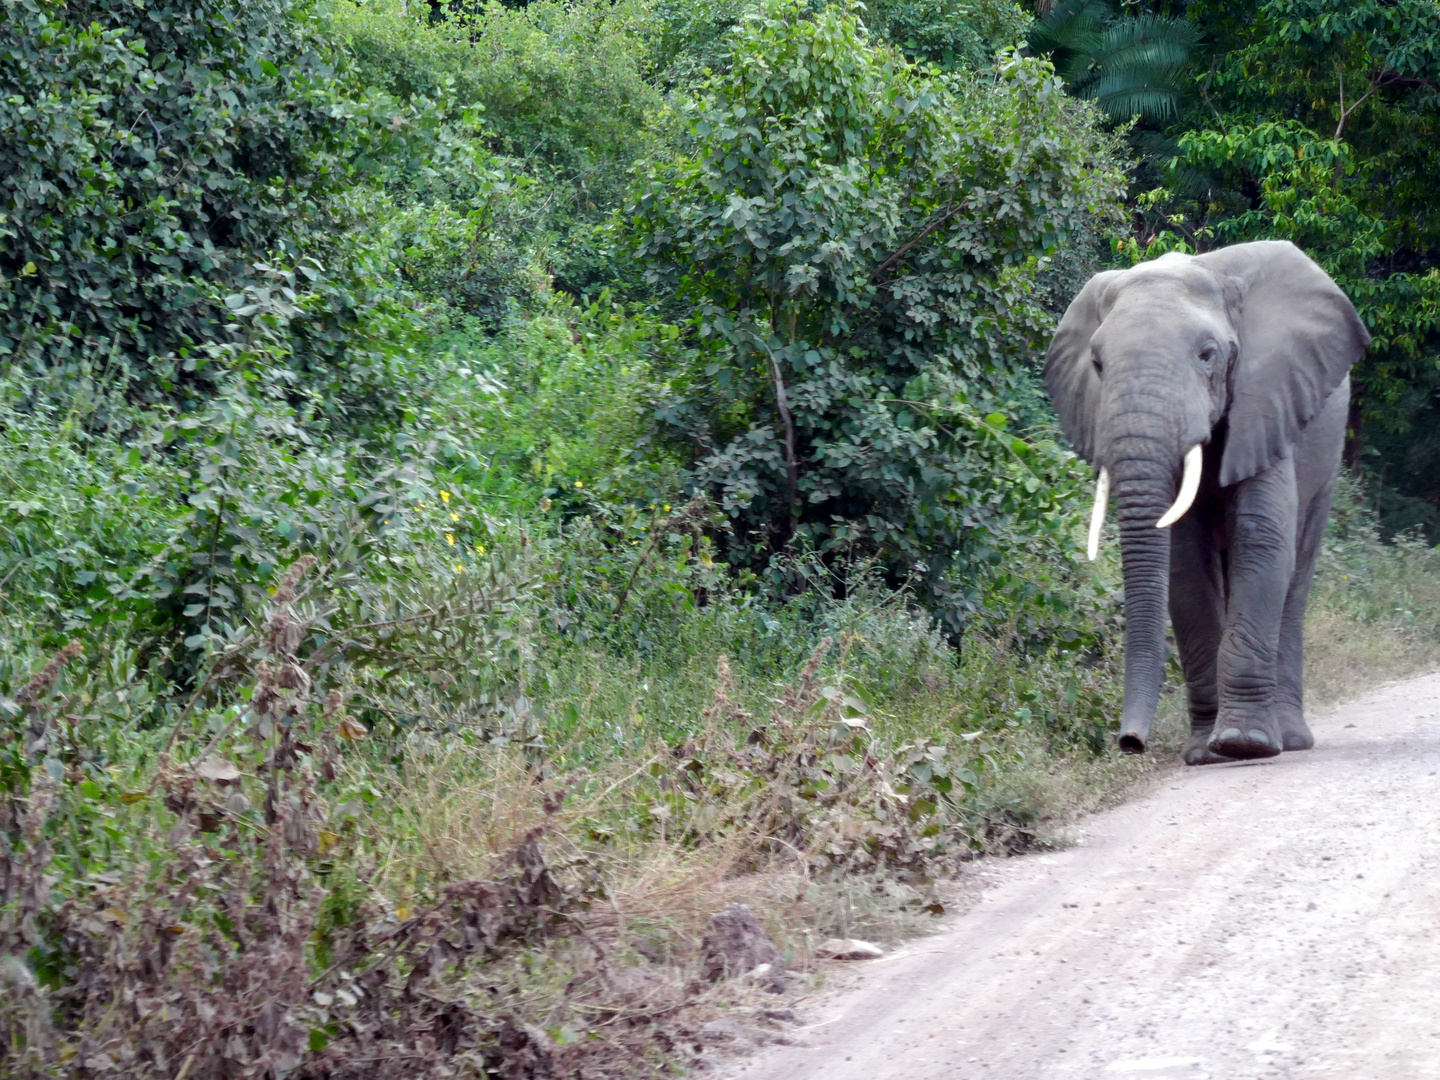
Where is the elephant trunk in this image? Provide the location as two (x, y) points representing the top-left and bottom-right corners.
(1110, 432), (1181, 754)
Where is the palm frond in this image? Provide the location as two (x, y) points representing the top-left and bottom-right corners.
(1094, 13), (1204, 56)
(1027, 2), (1204, 123)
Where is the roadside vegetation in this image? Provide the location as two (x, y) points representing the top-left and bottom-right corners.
(3, 0), (1440, 1076)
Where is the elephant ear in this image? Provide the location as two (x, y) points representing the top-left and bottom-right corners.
(1197, 241), (1370, 487)
(1043, 269), (1125, 464)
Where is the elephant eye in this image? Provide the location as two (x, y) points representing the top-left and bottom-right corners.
(1199, 343), (1219, 367)
(1091, 350), (1103, 376)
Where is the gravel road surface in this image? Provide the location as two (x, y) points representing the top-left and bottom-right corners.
(729, 673), (1440, 1080)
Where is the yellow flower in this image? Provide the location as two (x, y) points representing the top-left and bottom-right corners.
(451, 512), (460, 522)
(663, 504), (671, 512)
(575, 480), (584, 489)
(414, 502), (425, 510)
(453, 563), (463, 572)
(445, 533), (455, 546)
(440, 490), (450, 504)
(476, 543), (486, 554)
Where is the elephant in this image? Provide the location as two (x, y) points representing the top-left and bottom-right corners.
(1044, 240), (1370, 764)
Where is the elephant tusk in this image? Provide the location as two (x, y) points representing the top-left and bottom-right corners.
(1087, 467), (1110, 561)
(1156, 444), (1203, 530)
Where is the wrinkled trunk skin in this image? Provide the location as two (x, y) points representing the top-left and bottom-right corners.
(1111, 438), (1179, 754)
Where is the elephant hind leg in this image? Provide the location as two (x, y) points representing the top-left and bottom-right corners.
(1169, 512), (1228, 765)
(1276, 481), (1334, 751)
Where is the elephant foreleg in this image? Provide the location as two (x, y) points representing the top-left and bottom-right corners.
(1209, 462), (1298, 760)
(1169, 511), (1228, 765)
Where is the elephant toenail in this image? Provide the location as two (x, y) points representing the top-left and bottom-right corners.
(1248, 729), (1270, 746)
(1215, 727), (1242, 744)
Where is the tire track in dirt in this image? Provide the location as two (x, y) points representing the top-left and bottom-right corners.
(728, 672), (1440, 1080)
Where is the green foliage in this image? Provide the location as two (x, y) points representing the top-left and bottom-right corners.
(442, 298), (690, 508)
(1315, 476), (1440, 642)
(363, 122), (545, 325)
(858, 0), (1031, 72)
(0, 341), (530, 673)
(0, 0), (440, 411)
(629, 0), (1126, 628)
(652, 0), (1030, 87)
(333, 0), (667, 295)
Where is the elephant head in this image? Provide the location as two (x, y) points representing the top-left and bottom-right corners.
(1044, 240), (1370, 752)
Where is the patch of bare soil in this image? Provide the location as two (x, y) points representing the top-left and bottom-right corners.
(721, 672), (1440, 1080)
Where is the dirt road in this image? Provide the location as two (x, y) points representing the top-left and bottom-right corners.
(731, 673), (1440, 1080)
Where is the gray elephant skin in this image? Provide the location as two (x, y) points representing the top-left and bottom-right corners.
(1045, 241), (1370, 764)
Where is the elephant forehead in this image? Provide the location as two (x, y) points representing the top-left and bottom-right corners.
(1105, 260), (1221, 306)
(1102, 260), (1229, 316)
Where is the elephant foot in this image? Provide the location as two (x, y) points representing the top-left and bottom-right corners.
(1182, 727), (1230, 766)
(1208, 719), (1283, 761)
(1277, 710), (1315, 751)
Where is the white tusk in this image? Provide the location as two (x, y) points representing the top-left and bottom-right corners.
(1087, 467), (1110, 561)
(1156, 444), (1203, 529)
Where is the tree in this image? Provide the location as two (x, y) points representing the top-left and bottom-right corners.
(629, 0), (1125, 630)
